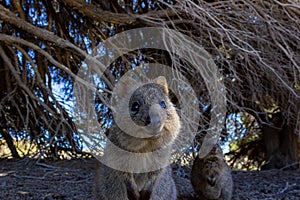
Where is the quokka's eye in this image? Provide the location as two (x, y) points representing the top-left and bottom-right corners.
(131, 102), (140, 113)
(160, 101), (166, 109)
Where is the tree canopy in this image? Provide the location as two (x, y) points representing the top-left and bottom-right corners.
(0, 0), (299, 169)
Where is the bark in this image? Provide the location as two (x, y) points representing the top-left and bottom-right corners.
(262, 112), (298, 170)
(1, 129), (20, 158)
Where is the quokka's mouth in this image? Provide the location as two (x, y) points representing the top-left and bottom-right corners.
(143, 122), (164, 135)
(125, 124), (164, 139)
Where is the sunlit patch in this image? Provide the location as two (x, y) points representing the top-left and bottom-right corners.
(17, 191), (29, 195)
(0, 173), (8, 177)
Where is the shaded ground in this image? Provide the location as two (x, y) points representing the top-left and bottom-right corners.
(0, 158), (299, 200)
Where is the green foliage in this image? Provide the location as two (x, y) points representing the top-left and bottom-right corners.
(225, 112), (265, 170)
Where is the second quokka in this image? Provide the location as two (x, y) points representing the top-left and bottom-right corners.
(191, 144), (233, 200)
(94, 76), (181, 200)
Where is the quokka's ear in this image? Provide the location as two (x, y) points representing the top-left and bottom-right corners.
(154, 76), (169, 95)
(115, 76), (137, 98)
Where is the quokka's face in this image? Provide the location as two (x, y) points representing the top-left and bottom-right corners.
(201, 145), (224, 186)
(203, 157), (222, 185)
(129, 83), (170, 136)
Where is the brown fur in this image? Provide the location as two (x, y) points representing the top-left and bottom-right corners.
(191, 144), (233, 200)
(94, 76), (180, 200)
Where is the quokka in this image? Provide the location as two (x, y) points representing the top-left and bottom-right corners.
(94, 76), (181, 200)
(191, 144), (233, 200)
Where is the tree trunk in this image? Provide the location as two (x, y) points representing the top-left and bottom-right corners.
(1, 129), (20, 158)
(261, 112), (298, 170)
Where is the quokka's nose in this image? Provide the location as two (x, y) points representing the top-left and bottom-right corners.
(206, 176), (217, 187)
(150, 115), (161, 127)
(144, 114), (161, 127)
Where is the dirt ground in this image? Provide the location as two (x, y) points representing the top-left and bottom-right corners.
(0, 158), (299, 200)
